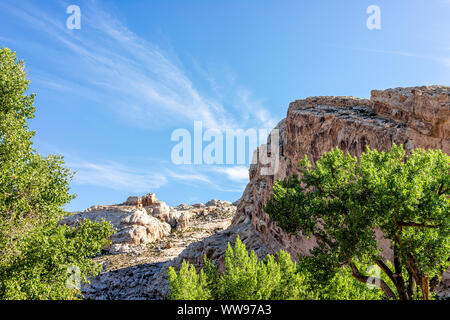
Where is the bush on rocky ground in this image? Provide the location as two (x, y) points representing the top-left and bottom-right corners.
(167, 236), (385, 300)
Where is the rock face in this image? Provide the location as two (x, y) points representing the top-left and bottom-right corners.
(61, 206), (172, 255)
(236, 86), (449, 259)
(148, 85), (449, 299)
(60, 194), (207, 254)
(124, 193), (158, 207)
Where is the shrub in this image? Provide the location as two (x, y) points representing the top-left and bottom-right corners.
(265, 145), (449, 300)
(167, 236), (385, 300)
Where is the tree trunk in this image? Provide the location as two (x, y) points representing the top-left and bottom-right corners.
(376, 258), (409, 300)
(349, 263), (397, 300)
(407, 269), (415, 298)
(393, 245), (409, 300)
(421, 275), (429, 300)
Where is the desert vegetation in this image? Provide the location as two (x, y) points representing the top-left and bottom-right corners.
(167, 236), (386, 300)
(168, 146), (449, 300)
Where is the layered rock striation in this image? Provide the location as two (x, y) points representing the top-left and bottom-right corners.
(236, 85), (449, 258)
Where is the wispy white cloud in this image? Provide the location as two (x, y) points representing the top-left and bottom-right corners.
(165, 165), (247, 192)
(2, 0), (270, 197)
(69, 160), (168, 192)
(212, 166), (249, 182)
(64, 152), (247, 193)
(330, 44), (450, 70)
(361, 48), (449, 67)
(234, 88), (278, 129)
(3, 0), (275, 131)
(166, 170), (213, 185)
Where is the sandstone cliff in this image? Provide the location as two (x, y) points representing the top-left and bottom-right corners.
(236, 85), (449, 259)
(148, 85), (449, 299)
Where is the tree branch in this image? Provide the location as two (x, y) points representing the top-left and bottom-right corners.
(438, 183), (448, 196)
(398, 222), (439, 229)
(390, 225), (422, 287)
(393, 244), (409, 300)
(349, 262), (397, 300)
(421, 274), (430, 300)
(407, 269), (415, 298)
(375, 259), (395, 284)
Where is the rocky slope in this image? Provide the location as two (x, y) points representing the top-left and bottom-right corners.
(61, 196), (236, 299)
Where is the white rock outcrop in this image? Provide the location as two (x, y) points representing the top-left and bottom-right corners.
(61, 206), (171, 254)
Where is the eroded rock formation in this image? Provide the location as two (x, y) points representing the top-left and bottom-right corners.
(79, 200), (237, 299)
(60, 194), (231, 254)
(236, 85), (449, 259)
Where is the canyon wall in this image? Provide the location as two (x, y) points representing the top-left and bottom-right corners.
(235, 85), (449, 259)
(149, 85), (449, 298)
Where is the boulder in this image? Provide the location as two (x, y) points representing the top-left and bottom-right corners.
(174, 203), (193, 211)
(205, 199), (233, 207)
(148, 202), (171, 223)
(124, 193), (158, 207)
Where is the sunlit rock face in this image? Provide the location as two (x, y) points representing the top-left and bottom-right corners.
(236, 86), (449, 260)
(60, 206), (172, 255)
(60, 194), (227, 254)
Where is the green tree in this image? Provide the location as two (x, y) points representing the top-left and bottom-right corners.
(0, 47), (114, 299)
(265, 145), (449, 300)
(212, 236), (316, 300)
(168, 236), (316, 300)
(297, 257), (386, 300)
(167, 260), (211, 300)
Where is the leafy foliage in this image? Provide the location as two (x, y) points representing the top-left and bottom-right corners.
(0, 47), (115, 299)
(213, 236), (315, 300)
(168, 260), (211, 300)
(297, 257), (386, 300)
(265, 145), (449, 300)
(168, 236), (385, 300)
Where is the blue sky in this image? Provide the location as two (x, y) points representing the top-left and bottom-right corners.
(1, 0), (449, 211)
